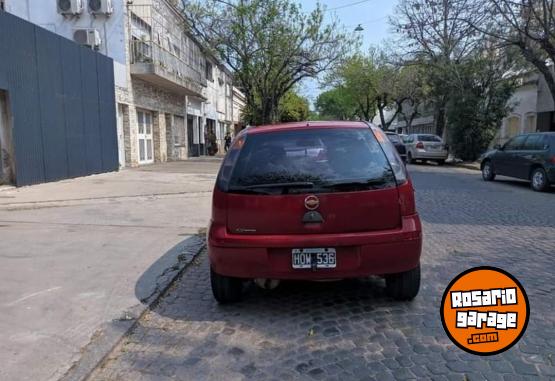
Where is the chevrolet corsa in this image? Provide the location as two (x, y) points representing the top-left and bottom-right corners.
(208, 121), (422, 303)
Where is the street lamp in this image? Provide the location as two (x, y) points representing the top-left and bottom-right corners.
(354, 24), (364, 32)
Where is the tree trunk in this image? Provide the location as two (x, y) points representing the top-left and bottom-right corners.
(434, 102), (446, 137)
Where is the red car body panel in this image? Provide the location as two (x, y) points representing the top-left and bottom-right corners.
(226, 188), (401, 235)
(208, 122), (422, 280)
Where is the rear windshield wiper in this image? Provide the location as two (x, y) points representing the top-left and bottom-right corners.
(319, 178), (394, 190)
(228, 182), (315, 195)
(227, 188), (273, 195)
(242, 182), (315, 190)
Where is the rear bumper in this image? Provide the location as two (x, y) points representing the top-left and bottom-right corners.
(208, 215), (422, 280)
(546, 165), (555, 184)
(413, 150), (448, 160)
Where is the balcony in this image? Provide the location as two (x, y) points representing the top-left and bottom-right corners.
(130, 40), (207, 99)
(128, 3), (207, 99)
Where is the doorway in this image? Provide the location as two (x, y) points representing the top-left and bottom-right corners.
(116, 104), (126, 168)
(137, 109), (154, 164)
(0, 90), (14, 184)
(187, 115), (201, 157)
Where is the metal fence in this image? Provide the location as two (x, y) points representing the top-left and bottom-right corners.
(0, 11), (118, 186)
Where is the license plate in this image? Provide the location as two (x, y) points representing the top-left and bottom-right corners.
(292, 248), (337, 269)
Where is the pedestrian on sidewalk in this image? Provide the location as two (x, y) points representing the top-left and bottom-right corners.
(224, 132), (232, 153)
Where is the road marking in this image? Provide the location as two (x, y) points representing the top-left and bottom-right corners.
(4, 287), (62, 307)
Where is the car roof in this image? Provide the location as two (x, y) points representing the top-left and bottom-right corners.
(245, 121), (371, 135)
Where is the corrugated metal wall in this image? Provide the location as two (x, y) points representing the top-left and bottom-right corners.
(0, 11), (118, 186)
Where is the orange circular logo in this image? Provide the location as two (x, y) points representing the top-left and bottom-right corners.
(440, 267), (529, 356)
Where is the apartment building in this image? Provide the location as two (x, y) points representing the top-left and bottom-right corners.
(233, 87), (246, 134)
(3, 0), (241, 167)
(204, 56), (234, 154)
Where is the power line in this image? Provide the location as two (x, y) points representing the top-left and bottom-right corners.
(324, 0), (374, 12)
(346, 16), (387, 28)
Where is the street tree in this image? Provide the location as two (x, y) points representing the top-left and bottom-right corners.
(446, 50), (517, 160)
(332, 53), (380, 121)
(468, 0), (555, 108)
(396, 64), (429, 130)
(278, 91), (310, 122)
(315, 87), (357, 120)
(181, 0), (352, 125)
(392, 0), (486, 136)
(316, 49), (430, 129)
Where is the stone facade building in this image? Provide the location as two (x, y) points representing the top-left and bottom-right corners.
(3, 0), (242, 167)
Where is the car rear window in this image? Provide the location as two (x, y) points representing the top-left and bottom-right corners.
(386, 134), (402, 144)
(418, 135), (442, 142)
(227, 128), (396, 193)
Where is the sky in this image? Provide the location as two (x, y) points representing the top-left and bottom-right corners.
(297, 0), (399, 106)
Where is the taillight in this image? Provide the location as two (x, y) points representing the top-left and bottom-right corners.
(416, 142), (424, 149)
(216, 135), (245, 192)
(398, 181), (416, 216)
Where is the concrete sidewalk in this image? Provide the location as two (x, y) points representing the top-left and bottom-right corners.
(0, 160), (221, 381)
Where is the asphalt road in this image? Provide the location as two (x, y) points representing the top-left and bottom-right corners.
(89, 164), (555, 381)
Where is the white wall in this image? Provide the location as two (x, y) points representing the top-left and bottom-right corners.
(4, 0), (128, 87)
(536, 66), (555, 113)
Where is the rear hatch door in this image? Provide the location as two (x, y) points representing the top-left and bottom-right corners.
(225, 127), (401, 235)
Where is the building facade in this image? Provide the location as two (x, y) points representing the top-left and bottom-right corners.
(232, 87), (246, 134)
(494, 68), (555, 147)
(0, 10), (118, 186)
(3, 0), (242, 167)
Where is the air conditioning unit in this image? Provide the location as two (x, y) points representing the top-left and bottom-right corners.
(57, 0), (85, 15)
(73, 29), (102, 48)
(88, 0), (113, 15)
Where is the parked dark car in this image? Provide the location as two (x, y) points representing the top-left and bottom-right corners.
(481, 132), (555, 192)
(386, 132), (407, 163)
(209, 121), (422, 303)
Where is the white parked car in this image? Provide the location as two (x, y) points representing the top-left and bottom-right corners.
(405, 134), (449, 165)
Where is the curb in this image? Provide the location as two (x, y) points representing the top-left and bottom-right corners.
(454, 163), (480, 171)
(59, 235), (206, 381)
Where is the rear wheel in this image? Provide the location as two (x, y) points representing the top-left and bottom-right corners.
(386, 265), (420, 301)
(437, 159), (445, 166)
(531, 167), (549, 192)
(210, 268), (243, 304)
(482, 161), (496, 181)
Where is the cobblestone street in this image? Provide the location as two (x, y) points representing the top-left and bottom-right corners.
(90, 165), (555, 381)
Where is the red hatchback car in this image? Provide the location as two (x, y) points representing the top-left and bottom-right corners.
(208, 121), (422, 303)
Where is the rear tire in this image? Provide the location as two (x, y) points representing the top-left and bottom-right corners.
(437, 159), (445, 166)
(210, 267), (243, 304)
(482, 161), (496, 181)
(531, 167), (549, 192)
(386, 265), (420, 301)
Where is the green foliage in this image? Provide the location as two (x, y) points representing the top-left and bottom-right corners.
(278, 92), (309, 122)
(446, 55), (517, 161)
(182, 0), (354, 125)
(315, 87), (355, 120)
(316, 49), (428, 129)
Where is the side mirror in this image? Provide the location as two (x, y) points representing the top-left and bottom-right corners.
(494, 144), (502, 150)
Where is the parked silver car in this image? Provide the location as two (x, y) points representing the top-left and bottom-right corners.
(405, 134), (449, 165)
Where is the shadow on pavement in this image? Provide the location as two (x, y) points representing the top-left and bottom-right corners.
(135, 235), (205, 306)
